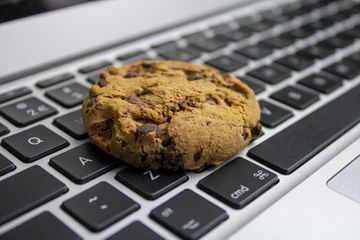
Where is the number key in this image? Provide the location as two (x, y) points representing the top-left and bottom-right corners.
(46, 83), (88, 108)
(0, 97), (57, 127)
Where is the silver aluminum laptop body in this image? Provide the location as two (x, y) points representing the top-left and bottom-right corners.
(0, 0), (359, 239)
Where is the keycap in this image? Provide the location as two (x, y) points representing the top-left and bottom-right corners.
(152, 41), (179, 53)
(235, 44), (273, 60)
(261, 35), (294, 49)
(115, 168), (188, 200)
(150, 189), (228, 240)
(0, 87), (31, 104)
(0, 153), (15, 177)
(1, 125), (69, 162)
(259, 100), (293, 128)
(298, 72), (342, 94)
(106, 221), (164, 240)
(87, 74), (101, 84)
(219, 27), (252, 41)
(78, 60), (112, 74)
(240, 77), (266, 94)
(270, 85), (319, 110)
(0, 122), (10, 136)
(45, 82), (88, 108)
(183, 32), (207, 43)
(0, 212), (81, 240)
(36, 73), (75, 88)
(53, 109), (88, 139)
(50, 142), (117, 184)
(245, 20), (273, 32)
(159, 46), (201, 61)
(348, 52), (360, 63)
(324, 59), (360, 80)
(235, 16), (256, 26)
(189, 36), (228, 52)
(210, 23), (233, 34)
(249, 83), (360, 174)
(117, 50), (147, 62)
(287, 26), (315, 39)
(276, 54), (314, 71)
(247, 64), (291, 84)
(320, 34), (354, 49)
(298, 44), (334, 59)
(205, 54), (247, 72)
(198, 158), (278, 209)
(342, 28), (360, 40)
(0, 97), (57, 127)
(0, 166), (68, 225)
(62, 182), (140, 232)
(306, 19), (333, 30)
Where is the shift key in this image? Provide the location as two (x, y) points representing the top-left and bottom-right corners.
(197, 158), (278, 209)
(0, 165), (68, 225)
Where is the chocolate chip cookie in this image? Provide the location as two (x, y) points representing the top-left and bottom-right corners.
(82, 60), (260, 170)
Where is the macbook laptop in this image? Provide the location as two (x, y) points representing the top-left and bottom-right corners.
(0, 0), (359, 239)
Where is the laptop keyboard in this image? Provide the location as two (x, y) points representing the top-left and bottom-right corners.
(0, 0), (360, 239)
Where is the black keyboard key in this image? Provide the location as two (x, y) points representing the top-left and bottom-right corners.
(240, 77), (266, 94)
(0, 166), (68, 225)
(259, 100), (293, 128)
(249, 84), (360, 174)
(1, 212), (81, 240)
(1, 125), (69, 163)
(50, 142), (117, 184)
(298, 44), (334, 59)
(159, 46), (201, 61)
(198, 158), (278, 209)
(0, 87), (32, 104)
(117, 50), (147, 62)
(152, 41), (179, 53)
(78, 61), (112, 74)
(276, 54), (314, 71)
(87, 74), (101, 84)
(219, 27), (252, 41)
(287, 27), (315, 39)
(306, 19), (333, 30)
(261, 35), (294, 49)
(245, 21), (273, 32)
(106, 221), (164, 240)
(342, 28), (360, 39)
(298, 72), (342, 94)
(189, 36), (228, 52)
(45, 82), (88, 108)
(271, 85), (319, 109)
(0, 97), (57, 127)
(235, 44), (273, 60)
(348, 52), (360, 63)
(150, 189), (228, 240)
(210, 23), (233, 34)
(62, 182), (140, 232)
(183, 32), (207, 43)
(247, 64), (291, 84)
(324, 59), (360, 80)
(53, 110), (88, 139)
(36, 73), (75, 88)
(320, 34), (354, 49)
(0, 153), (15, 176)
(206, 54), (247, 72)
(235, 16), (256, 26)
(115, 168), (188, 200)
(0, 122), (10, 136)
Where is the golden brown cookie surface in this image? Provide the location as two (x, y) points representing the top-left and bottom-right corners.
(82, 60), (260, 170)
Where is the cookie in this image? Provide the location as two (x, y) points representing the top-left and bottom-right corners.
(82, 60), (261, 170)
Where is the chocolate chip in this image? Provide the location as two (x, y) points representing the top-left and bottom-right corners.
(86, 96), (97, 108)
(97, 78), (108, 87)
(251, 122), (262, 140)
(187, 101), (195, 107)
(242, 129), (249, 140)
(178, 101), (187, 111)
(124, 70), (140, 78)
(187, 74), (203, 81)
(137, 123), (161, 137)
(126, 95), (147, 106)
(141, 62), (154, 69)
(193, 149), (203, 162)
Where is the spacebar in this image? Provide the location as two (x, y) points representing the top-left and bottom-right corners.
(0, 166), (68, 225)
(248, 84), (360, 174)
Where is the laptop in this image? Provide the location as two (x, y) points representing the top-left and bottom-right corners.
(0, 0), (359, 239)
